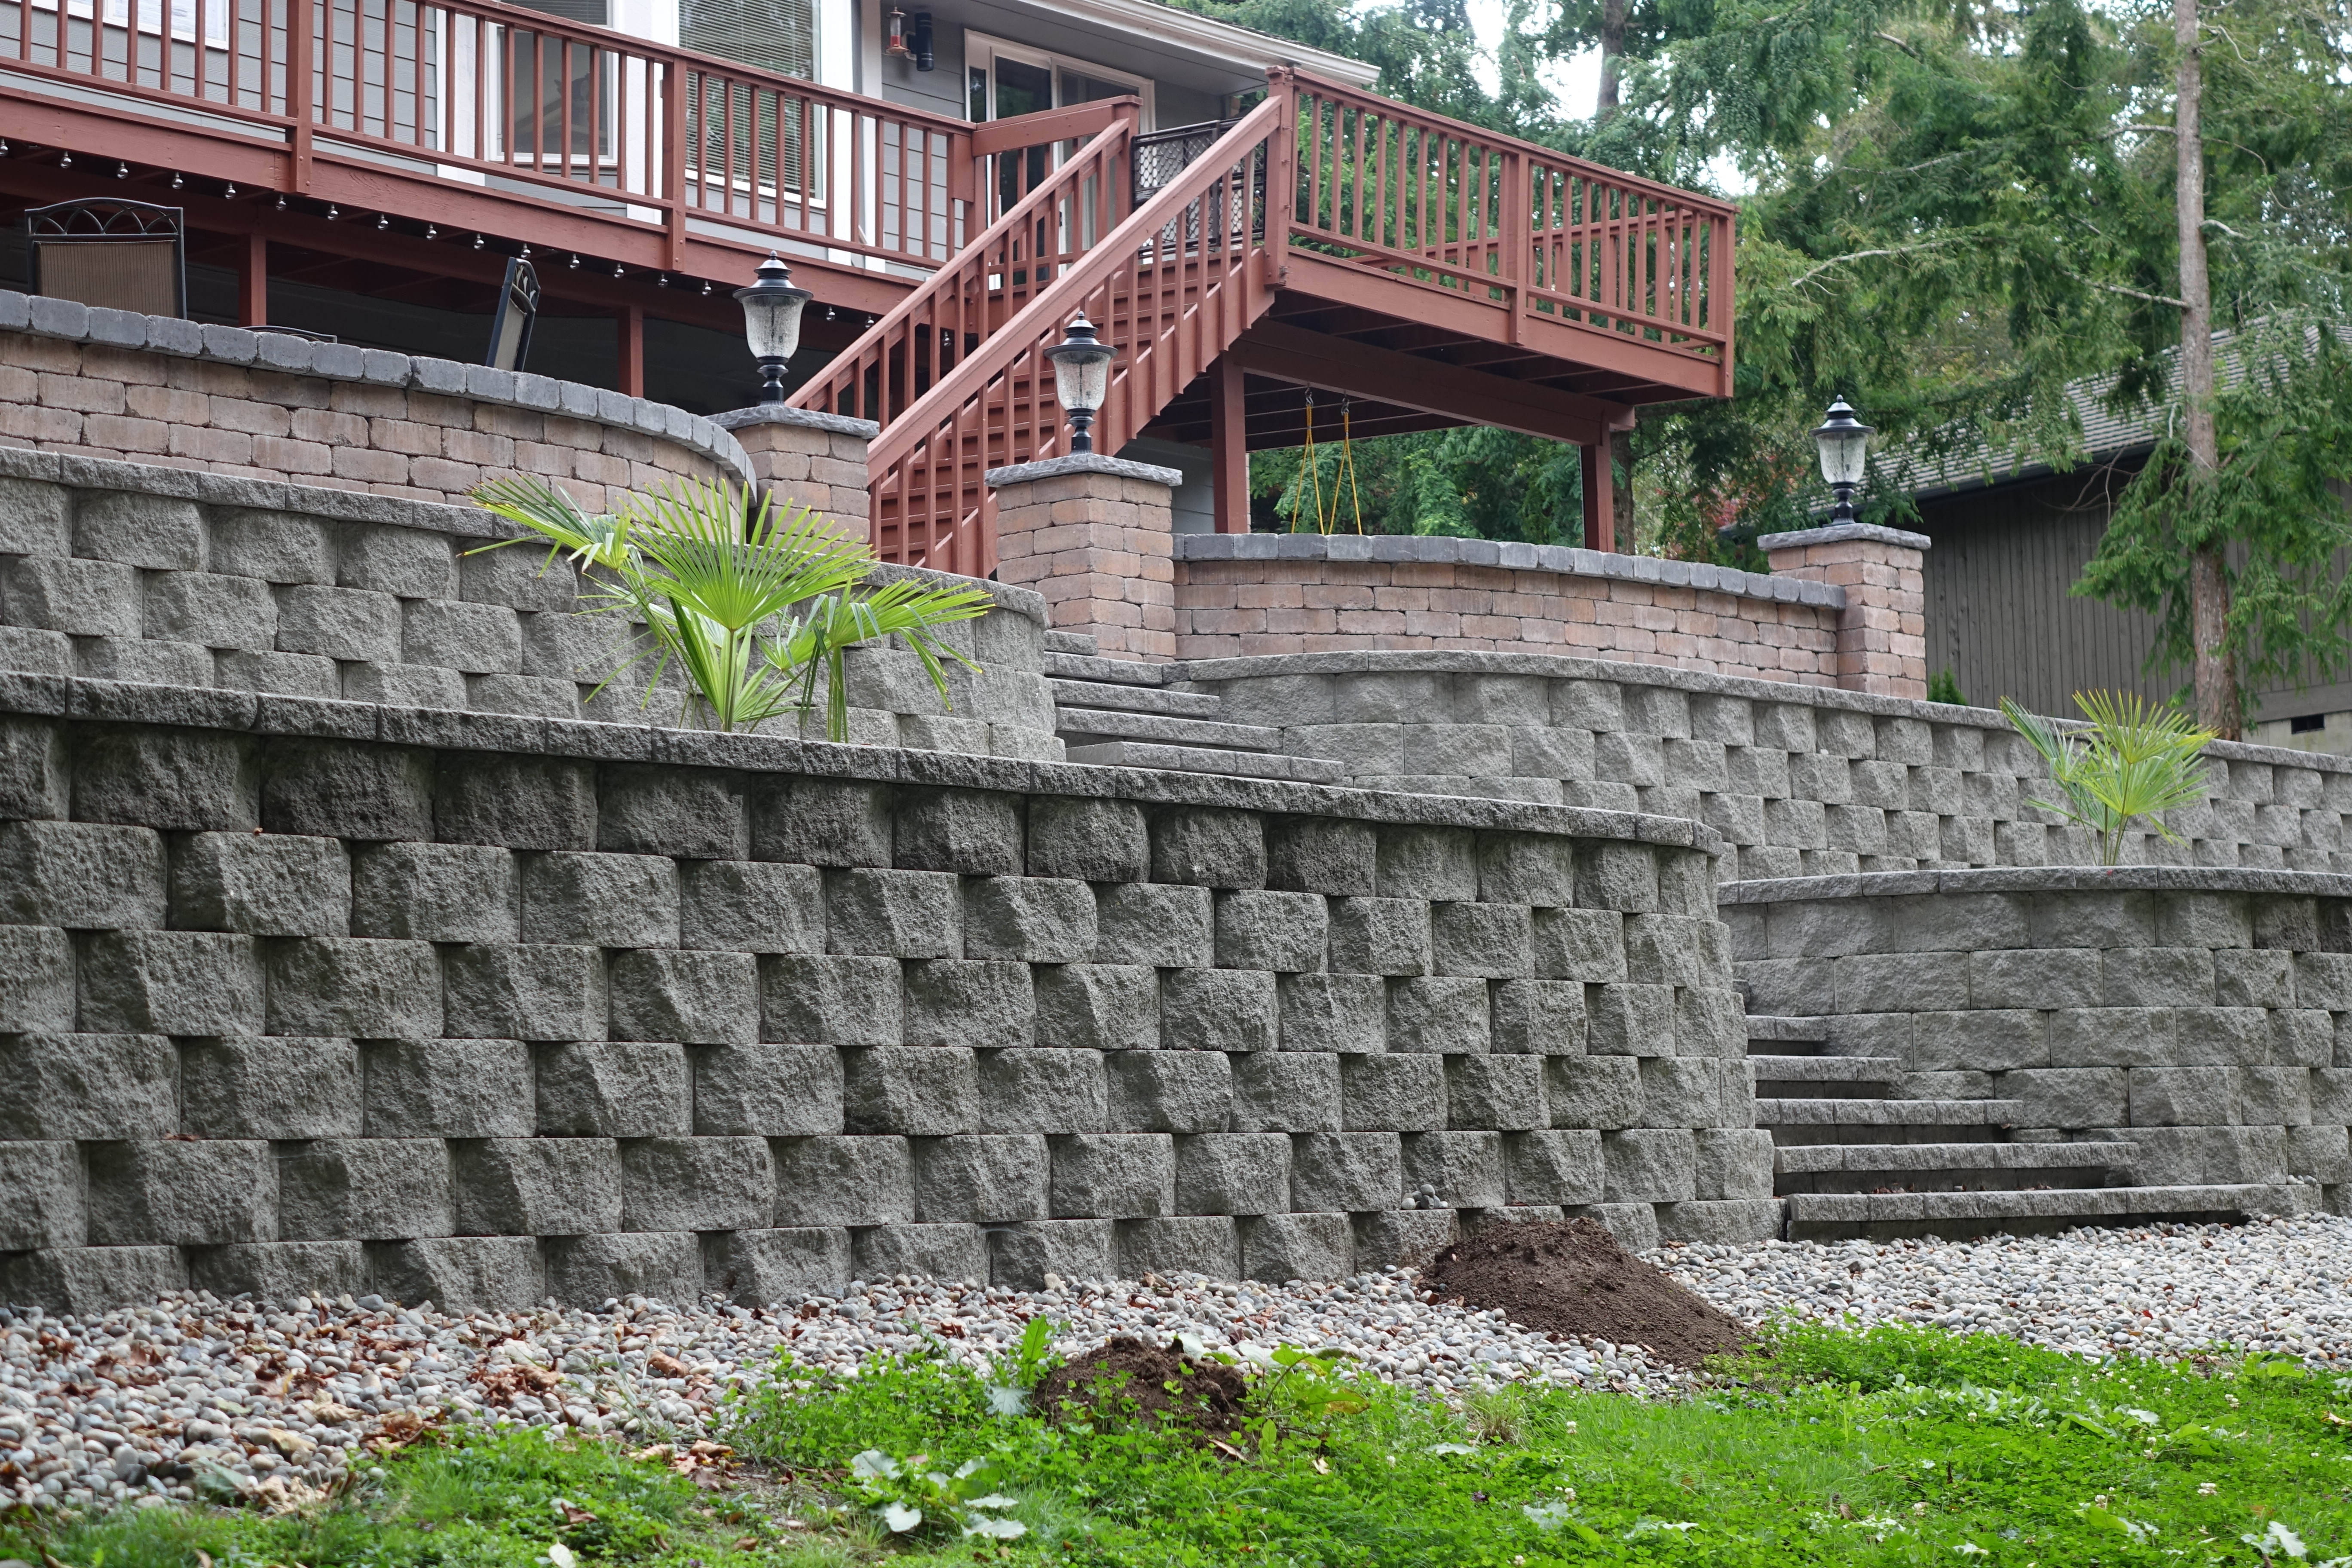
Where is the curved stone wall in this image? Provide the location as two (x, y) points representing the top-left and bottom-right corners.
(0, 671), (1763, 1314)
(1177, 651), (2352, 878)
(0, 447), (1060, 757)
(1721, 868), (2351, 1210)
(0, 291), (750, 513)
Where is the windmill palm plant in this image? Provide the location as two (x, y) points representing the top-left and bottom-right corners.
(2000, 692), (2219, 867)
(470, 475), (992, 739)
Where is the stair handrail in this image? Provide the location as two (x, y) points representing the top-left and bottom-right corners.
(788, 97), (1141, 431)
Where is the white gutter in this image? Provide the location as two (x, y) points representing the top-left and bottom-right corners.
(1039, 0), (1381, 88)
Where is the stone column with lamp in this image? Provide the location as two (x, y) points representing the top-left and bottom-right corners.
(710, 253), (878, 541)
(1762, 398), (1932, 698)
(988, 313), (1182, 662)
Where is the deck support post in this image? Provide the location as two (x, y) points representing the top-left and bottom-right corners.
(1581, 439), (1615, 553)
(618, 305), (645, 398)
(1210, 356), (1250, 533)
(237, 231), (267, 328)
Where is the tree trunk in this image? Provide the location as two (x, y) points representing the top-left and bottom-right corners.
(2175, 0), (2238, 736)
(1597, 0), (1628, 120)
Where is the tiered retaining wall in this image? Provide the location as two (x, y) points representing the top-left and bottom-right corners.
(1175, 652), (2352, 879)
(1722, 870), (2351, 1210)
(0, 671), (1768, 1314)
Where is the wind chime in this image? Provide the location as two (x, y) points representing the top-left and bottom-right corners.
(1285, 388), (1365, 535)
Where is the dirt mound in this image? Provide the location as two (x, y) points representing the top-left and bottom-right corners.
(1424, 1219), (1758, 1369)
(1033, 1335), (1250, 1436)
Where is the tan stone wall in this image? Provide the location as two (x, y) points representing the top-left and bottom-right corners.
(1174, 555), (1844, 686)
(994, 466), (1179, 661)
(1763, 528), (1929, 698)
(720, 412), (877, 542)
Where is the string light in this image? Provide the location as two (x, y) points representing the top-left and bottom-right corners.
(116, 161), (129, 178)
(222, 183), (236, 198)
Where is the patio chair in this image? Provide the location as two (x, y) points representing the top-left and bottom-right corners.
(25, 198), (187, 318)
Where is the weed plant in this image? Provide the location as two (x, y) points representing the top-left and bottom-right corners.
(9, 1323), (2349, 1566)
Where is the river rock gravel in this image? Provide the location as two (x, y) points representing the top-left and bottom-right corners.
(6, 1213), (2348, 1515)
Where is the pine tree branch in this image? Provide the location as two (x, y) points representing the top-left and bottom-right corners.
(2074, 274), (2192, 309)
(1784, 239), (1964, 291)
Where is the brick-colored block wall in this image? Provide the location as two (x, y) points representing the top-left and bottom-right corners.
(994, 466), (1178, 661)
(716, 411), (876, 542)
(1763, 527), (1929, 699)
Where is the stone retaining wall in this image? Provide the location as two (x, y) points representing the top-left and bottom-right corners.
(0, 672), (1768, 1314)
(1176, 652), (2352, 879)
(1721, 869), (2351, 1209)
(0, 447), (1060, 757)
(0, 291), (751, 514)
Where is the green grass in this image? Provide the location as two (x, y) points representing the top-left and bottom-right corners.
(12, 1325), (2352, 1567)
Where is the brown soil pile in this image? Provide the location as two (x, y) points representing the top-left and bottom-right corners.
(1033, 1335), (1250, 1436)
(1424, 1219), (1758, 1368)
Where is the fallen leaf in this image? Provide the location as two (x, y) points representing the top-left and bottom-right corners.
(647, 1352), (691, 1378)
(1311, 1457), (1330, 1475)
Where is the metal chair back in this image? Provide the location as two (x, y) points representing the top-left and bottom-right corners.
(25, 199), (187, 318)
(486, 257), (541, 371)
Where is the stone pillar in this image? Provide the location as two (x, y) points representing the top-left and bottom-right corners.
(710, 405), (878, 541)
(986, 453), (1181, 662)
(1761, 521), (1930, 699)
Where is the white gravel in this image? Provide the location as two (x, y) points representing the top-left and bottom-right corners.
(6, 1212), (2348, 1516)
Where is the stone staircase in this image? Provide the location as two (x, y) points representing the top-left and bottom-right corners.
(1044, 632), (1345, 785)
(1747, 1015), (2310, 1240)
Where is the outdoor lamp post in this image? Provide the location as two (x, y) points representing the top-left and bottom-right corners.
(734, 252), (812, 404)
(1041, 312), (1118, 453)
(1811, 397), (1875, 524)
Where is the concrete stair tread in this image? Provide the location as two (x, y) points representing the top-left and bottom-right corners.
(1746, 1015), (1828, 1042)
(1045, 650), (1167, 686)
(1056, 707), (1285, 750)
(1748, 1055), (1905, 1081)
(1049, 678), (1223, 719)
(1776, 1141), (2130, 1175)
(1043, 631), (1100, 656)
(1758, 1098), (2023, 1126)
(1063, 739), (1346, 784)
(1785, 1183), (2310, 1225)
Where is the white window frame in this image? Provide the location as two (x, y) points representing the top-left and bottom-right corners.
(963, 29), (1153, 130)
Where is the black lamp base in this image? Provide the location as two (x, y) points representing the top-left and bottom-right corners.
(1067, 410), (1096, 454)
(758, 358), (790, 405)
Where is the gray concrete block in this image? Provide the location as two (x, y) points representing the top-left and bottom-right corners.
(2242, 1065), (2313, 1127)
(73, 491), (202, 570)
(0, 477), (68, 556)
(1491, 979), (1585, 1056)
(1375, 824), (1475, 900)
(276, 584), (401, 662)
(1476, 832), (1575, 906)
(2217, 948), (2294, 1009)
(1694, 1128), (1776, 1200)
(903, 959), (1035, 1048)
(0, 1140), (85, 1250)
(1340, 1053), (1446, 1131)
(695, 1042), (842, 1136)
(1232, 1051), (1340, 1133)
(1915, 1009), (2050, 1072)
(760, 953), (902, 1047)
(403, 597), (523, 674)
(1402, 1130), (1504, 1207)
(598, 764), (748, 860)
(0, 717), (67, 826)
(1115, 1215), (1242, 1279)
(171, 831), (348, 936)
(145, 570), (276, 649)
(749, 777), (892, 868)
(258, 737), (433, 842)
(1034, 964), (1158, 1051)
(1501, 1128), (1604, 1205)
(773, 1135), (915, 1225)
(1601, 1127), (1696, 1203)
(1152, 806), (1266, 888)
(1587, 983), (1674, 1057)
(610, 948), (759, 1045)
(341, 524), (457, 598)
(2295, 951), (2352, 1010)
(2287, 1123), (2350, 1183)
(1676, 986), (1750, 1063)
(277, 1138), (453, 1240)
(1835, 951), (1966, 1012)
(912, 1134), (1049, 1222)
(1626, 915), (1724, 988)
(1532, 909), (1626, 982)
(187, 1240), (368, 1304)
(2178, 1007), (2271, 1066)
(453, 1138), (623, 1236)
(1446, 1053), (1545, 1130)
(1638, 1057), (1721, 1130)
(891, 789), (1023, 876)
(364, 1038), (535, 1138)
(977, 1048), (1108, 1134)
(619, 1136), (774, 1232)
(680, 860), (824, 954)
(0, 1032), (178, 1139)
(990, 1218), (1115, 1289)
(1094, 1047), (1231, 1137)
(1050, 1133), (1176, 1217)
(1387, 977), (1490, 1054)
(1290, 1130), (1403, 1211)
(1173, 1133), (1291, 1216)
(964, 876), (1095, 963)
(436, 755), (597, 851)
(707, 1227), (852, 1303)
(1545, 1054), (1642, 1131)
(1577, 842), (1659, 913)
(545, 1231), (701, 1307)
(0, 1246), (185, 1315)
(1997, 1067), (2127, 1129)
(1241, 1211), (1352, 1282)
(1215, 889), (1328, 973)
(445, 942), (606, 1041)
(1028, 797), (1152, 883)
(1161, 967), (1276, 1052)
(2312, 1066), (2352, 1124)
(1432, 902), (1532, 979)
(220, 648), (340, 698)
(351, 842), (518, 942)
(1093, 881), (1214, 968)
(264, 937), (442, 1038)
(1655, 1198), (1782, 1244)
(854, 1222), (989, 1283)
(521, 851), (680, 948)
(2104, 947), (2218, 1007)
(7, 556), (140, 638)
(537, 1042), (692, 1136)
(1277, 972), (1384, 1054)
(843, 1045), (980, 1135)
(175, 1035), (358, 1140)
(1327, 897), (1431, 977)
(827, 867), (961, 958)
(1267, 817), (1377, 896)
(77, 930), (263, 1035)
(210, 508), (334, 583)
(2127, 1066), (2237, 1127)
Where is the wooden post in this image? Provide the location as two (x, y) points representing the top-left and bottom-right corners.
(1210, 355), (1249, 533)
(288, 0), (314, 193)
(618, 304), (645, 397)
(237, 231), (268, 327)
(1581, 439), (1614, 553)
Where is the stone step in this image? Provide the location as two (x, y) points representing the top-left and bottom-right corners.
(1063, 739), (1347, 785)
(1775, 1139), (2132, 1194)
(1748, 1054), (1903, 1100)
(1049, 678), (1224, 720)
(1746, 1015), (1828, 1057)
(1783, 1182), (2316, 1243)
(1758, 1098), (2021, 1146)
(1056, 707), (1285, 753)
(1043, 630), (1100, 656)
(1045, 650), (1167, 686)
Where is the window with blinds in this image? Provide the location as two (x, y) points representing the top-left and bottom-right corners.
(505, 0), (610, 22)
(681, 0), (816, 79)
